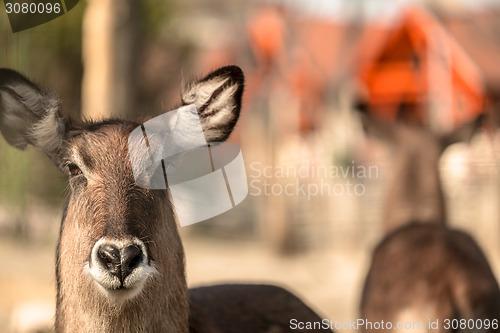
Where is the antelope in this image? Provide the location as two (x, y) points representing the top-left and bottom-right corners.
(0, 66), (331, 333)
(358, 110), (500, 332)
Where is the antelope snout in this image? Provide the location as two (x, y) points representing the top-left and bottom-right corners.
(97, 244), (143, 283)
(86, 238), (157, 300)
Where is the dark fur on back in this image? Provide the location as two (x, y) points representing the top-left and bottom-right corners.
(361, 223), (500, 332)
(189, 284), (331, 333)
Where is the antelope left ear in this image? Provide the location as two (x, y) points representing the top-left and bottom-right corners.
(0, 68), (66, 166)
(181, 65), (244, 142)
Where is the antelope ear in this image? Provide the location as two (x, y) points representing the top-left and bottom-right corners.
(0, 68), (66, 162)
(181, 65), (244, 142)
(439, 114), (485, 149)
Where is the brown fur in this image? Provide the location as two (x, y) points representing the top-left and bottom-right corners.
(361, 224), (500, 333)
(381, 124), (446, 233)
(359, 113), (447, 233)
(54, 123), (189, 332)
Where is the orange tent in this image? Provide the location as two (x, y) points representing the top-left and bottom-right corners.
(357, 7), (485, 131)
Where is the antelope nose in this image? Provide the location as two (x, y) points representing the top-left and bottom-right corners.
(97, 244), (143, 283)
(98, 244), (121, 276)
(122, 245), (143, 276)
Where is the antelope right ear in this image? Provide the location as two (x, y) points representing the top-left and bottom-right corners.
(181, 66), (244, 142)
(0, 68), (66, 164)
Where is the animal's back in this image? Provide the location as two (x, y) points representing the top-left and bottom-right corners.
(189, 284), (331, 333)
(360, 223), (500, 333)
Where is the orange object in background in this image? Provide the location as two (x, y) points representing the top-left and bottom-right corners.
(357, 7), (485, 131)
(247, 5), (287, 74)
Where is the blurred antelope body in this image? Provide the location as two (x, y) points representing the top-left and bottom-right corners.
(359, 113), (500, 332)
(380, 124), (446, 233)
(0, 67), (329, 333)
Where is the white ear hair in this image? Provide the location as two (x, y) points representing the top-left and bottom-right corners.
(30, 105), (64, 153)
(182, 77), (229, 107)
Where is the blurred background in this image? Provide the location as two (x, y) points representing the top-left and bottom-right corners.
(1, 0), (500, 332)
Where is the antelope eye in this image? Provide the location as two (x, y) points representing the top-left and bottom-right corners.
(68, 163), (82, 177)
